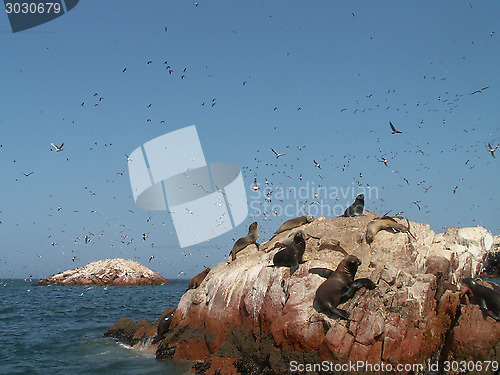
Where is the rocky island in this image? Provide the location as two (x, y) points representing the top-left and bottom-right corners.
(35, 258), (168, 286)
(105, 214), (500, 374)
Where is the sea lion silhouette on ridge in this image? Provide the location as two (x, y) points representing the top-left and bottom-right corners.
(229, 222), (259, 261)
(343, 194), (364, 217)
(310, 255), (376, 319)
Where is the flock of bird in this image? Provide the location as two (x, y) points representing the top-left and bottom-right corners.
(0, 4), (498, 281)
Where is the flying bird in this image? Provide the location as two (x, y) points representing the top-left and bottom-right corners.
(22, 172), (34, 177)
(125, 154), (132, 162)
(313, 160), (321, 169)
(271, 148), (285, 158)
(487, 143), (498, 158)
(470, 86), (490, 95)
(51, 142), (64, 152)
(379, 157), (389, 167)
(252, 177), (259, 191)
(389, 121), (402, 134)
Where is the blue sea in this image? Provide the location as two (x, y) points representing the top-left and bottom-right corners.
(0, 279), (193, 375)
(2, 277), (499, 375)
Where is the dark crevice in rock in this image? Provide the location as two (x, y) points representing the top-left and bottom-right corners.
(436, 297), (463, 374)
(156, 341), (176, 359)
(192, 359), (211, 374)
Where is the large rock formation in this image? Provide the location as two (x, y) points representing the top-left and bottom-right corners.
(107, 215), (500, 374)
(35, 258), (169, 286)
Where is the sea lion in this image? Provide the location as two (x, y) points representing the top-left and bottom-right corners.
(434, 272), (458, 303)
(157, 309), (175, 338)
(229, 222), (259, 261)
(274, 215), (314, 236)
(365, 216), (416, 244)
(343, 194), (364, 217)
(310, 255), (376, 319)
(462, 278), (500, 321)
(268, 229), (309, 251)
(318, 238), (348, 256)
(188, 267), (211, 289)
(271, 230), (306, 275)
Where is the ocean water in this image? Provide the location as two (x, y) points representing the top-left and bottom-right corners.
(0, 279), (193, 375)
(2, 278), (499, 375)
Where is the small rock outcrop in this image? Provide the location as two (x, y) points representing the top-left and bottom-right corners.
(35, 258), (168, 286)
(107, 215), (500, 374)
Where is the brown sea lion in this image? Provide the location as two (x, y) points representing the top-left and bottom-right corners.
(188, 267), (211, 289)
(274, 215), (314, 236)
(270, 230), (306, 275)
(268, 229), (309, 252)
(463, 278), (500, 321)
(157, 309), (175, 338)
(343, 194), (365, 217)
(318, 238), (348, 256)
(310, 255), (376, 319)
(365, 216), (416, 244)
(229, 222), (259, 261)
(434, 272), (458, 303)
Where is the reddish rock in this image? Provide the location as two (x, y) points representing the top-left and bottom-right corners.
(106, 215), (500, 374)
(451, 294), (500, 361)
(173, 338), (211, 360)
(204, 357), (238, 375)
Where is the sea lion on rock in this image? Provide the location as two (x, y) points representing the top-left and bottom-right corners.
(188, 267), (211, 289)
(343, 194), (364, 217)
(365, 216), (416, 244)
(310, 255), (376, 320)
(271, 230), (306, 275)
(434, 272), (458, 304)
(318, 238), (348, 256)
(157, 309), (175, 338)
(269, 229), (309, 252)
(462, 278), (500, 321)
(274, 215), (314, 236)
(229, 222), (259, 261)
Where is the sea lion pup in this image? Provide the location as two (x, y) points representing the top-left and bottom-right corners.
(229, 222), (259, 261)
(343, 194), (365, 217)
(157, 309), (175, 338)
(188, 267), (211, 289)
(310, 255), (376, 320)
(273, 215), (315, 236)
(270, 230), (306, 275)
(365, 216), (416, 244)
(462, 278), (500, 321)
(318, 238), (348, 256)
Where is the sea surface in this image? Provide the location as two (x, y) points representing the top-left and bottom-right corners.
(0, 279), (193, 375)
(1, 277), (499, 375)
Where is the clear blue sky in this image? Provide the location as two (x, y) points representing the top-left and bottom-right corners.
(1, 1), (498, 279)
